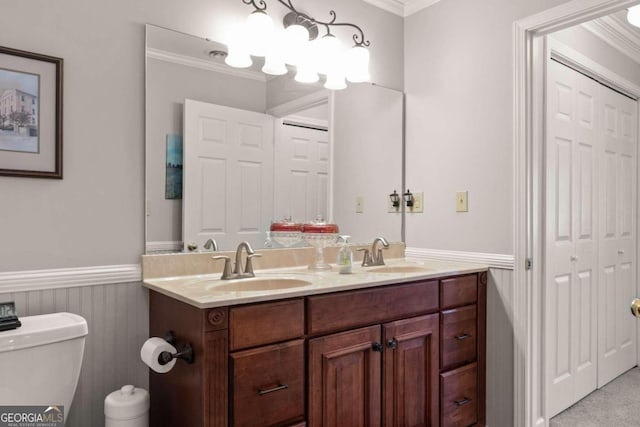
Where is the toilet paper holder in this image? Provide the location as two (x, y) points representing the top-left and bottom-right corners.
(158, 331), (195, 366)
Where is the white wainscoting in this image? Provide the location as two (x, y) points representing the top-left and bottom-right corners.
(0, 280), (149, 427)
(407, 247), (515, 426)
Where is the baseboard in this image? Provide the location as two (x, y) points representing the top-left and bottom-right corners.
(405, 247), (515, 270)
(0, 264), (142, 293)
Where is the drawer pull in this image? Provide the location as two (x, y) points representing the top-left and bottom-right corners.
(455, 333), (472, 340)
(454, 397), (472, 407)
(257, 384), (288, 396)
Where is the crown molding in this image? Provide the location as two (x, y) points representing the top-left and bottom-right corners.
(0, 264), (142, 293)
(581, 15), (640, 64)
(362, 0), (444, 17)
(146, 47), (267, 82)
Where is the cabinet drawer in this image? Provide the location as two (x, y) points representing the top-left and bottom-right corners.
(441, 305), (477, 370)
(230, 339), (305, 427)
(441, 275), (477, 309)
(307, 280), (438, 335)
(230, 299), (304, 350)
(440, 362), (478, 427)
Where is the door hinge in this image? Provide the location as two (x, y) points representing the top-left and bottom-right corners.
(526, 258), (533, 270)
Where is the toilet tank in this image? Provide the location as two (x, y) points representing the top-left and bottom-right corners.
(0, 312), (88, 418)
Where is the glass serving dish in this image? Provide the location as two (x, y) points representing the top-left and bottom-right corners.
(270, 216), (303, 247)
(301, 216), (339, 271)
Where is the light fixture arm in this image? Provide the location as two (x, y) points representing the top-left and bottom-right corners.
(242, 0), (370, 47)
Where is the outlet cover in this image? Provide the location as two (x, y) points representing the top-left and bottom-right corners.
(408, 192), (424, 213)
(356, 196), (364, 213)
(456, 191), (468, 212)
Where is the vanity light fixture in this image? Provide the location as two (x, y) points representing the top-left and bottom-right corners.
(403, 189), (414, 208)
(628, 5), (640, 28)
(225, 0), (371, 90)
(389, 190), (400, 208)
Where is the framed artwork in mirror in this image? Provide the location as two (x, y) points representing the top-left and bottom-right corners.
(0, 46), (63, 179)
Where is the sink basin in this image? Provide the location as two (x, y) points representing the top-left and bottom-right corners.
(368, 265), (433, 273)
(205, 277), (312, 292)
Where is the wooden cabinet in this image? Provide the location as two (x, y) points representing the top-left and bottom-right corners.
(308, 325), (382, 427)
(383, 314), (440, 427)
(149, 271), (487, 427)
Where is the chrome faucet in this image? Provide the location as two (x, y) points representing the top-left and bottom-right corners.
(203, 238), (218, 252)
(359, 237), (389, 267)
(212, 241), (262, 280)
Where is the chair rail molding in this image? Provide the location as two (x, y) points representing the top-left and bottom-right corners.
(514, 1), (638, 426)
(405, 247), (514, 270)
(0, 264), (142, 293)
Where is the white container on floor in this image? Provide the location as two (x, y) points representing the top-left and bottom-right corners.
(105, 385), (149, 427)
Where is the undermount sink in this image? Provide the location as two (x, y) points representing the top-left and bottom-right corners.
(368, 265), (433, 273)
(205, 277), (313, 292)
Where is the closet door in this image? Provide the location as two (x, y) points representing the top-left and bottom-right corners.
(545, 60), (599, 417)
(597, 86), (637, 387)
(273, 120), (330, 224)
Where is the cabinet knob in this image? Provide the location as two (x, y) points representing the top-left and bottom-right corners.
(386, 338), (398, 349)
(570, 255), (578, 262)
(372, 342), (383, 352)
(618, 250), (625, 255)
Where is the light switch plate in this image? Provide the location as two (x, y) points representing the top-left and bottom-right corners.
(456, 191), (468, 212)
(356, 196), (364, 213)
(408, 192), (424, 213)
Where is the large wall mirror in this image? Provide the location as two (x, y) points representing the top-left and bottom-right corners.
(145, 24), (404, 253)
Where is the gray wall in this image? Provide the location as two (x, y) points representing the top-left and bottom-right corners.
(0, 0), (404, 272)
(403, 0), (573, 255)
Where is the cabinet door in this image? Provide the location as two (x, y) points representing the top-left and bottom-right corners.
(383, 314), (439, 427)
(308, 325), (382, 427)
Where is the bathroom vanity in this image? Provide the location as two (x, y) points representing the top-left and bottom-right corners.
(143, 254), (487, 427)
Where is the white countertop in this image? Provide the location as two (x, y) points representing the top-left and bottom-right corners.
(142, 258), (488, 309)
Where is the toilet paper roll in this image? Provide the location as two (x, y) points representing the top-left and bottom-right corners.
(140, 337), (177, 373)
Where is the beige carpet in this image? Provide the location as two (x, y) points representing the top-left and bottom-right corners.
(550, 367), (640, 427)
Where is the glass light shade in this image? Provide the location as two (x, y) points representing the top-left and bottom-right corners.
(628, 6), (640, 28)
(284, 24), (310, 66)
(315, 34), (343, 75)
(345, 46), (371, 83)
(225, 43), (252, 68)
(295, 42), (319, 83)
(324, 72), (347, 90)
(263, 53), (288, 75)
(246, 10), (274, 57)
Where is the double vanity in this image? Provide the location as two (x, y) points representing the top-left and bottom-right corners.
(142, 243), (488, 427)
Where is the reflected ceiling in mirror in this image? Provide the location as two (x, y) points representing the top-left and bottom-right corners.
(145, 24), (403, 254)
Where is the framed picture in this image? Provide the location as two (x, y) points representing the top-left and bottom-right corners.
(0, 46), (63, 179)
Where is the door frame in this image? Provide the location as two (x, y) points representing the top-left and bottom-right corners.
(513, 1), (640, 426)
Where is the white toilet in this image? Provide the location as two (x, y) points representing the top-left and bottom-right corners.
(0, 312), (88, 422)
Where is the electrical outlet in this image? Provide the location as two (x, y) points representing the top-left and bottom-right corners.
(456, 191), (468, 212)
(356, 196), (364, 213)
(408, 192), (424, 213)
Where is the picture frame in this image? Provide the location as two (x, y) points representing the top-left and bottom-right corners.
(0, 46), (63, 179)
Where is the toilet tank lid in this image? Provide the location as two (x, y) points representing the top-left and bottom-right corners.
(0, 312), (88, 353)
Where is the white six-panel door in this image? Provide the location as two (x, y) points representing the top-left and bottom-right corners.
(546, 60), (599, 417)
(183, 100), (274, 250)
(546, 59), (638, 417)
(597, 86), (637, 387)
(273, 121), (330, 224)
